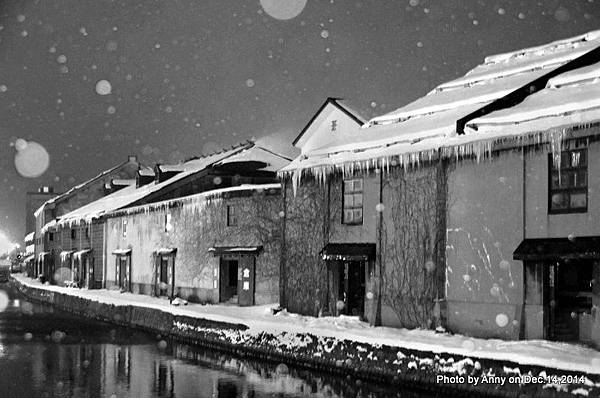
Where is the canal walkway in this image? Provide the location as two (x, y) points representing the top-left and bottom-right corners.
(11, 273), (600, 397)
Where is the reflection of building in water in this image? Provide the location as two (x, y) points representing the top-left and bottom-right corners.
(115, 346), (131, 385)
(154, 360), (175, 397)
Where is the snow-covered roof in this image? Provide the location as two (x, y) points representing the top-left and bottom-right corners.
(280, 30), (600, 181)
(24, 231), (34, 243)
(112, 179), (135, 186)
(112, 248), (131, 255)
(73, 249), (91, 258)
(212, 145), (291, 172)
(108, 183), (281, 219)
(155, 247), (177, 255)
(45, 143), (286, 229)
(34, 157), (139, 217)
(157, 164), (185, 172)
(138, 167), (155, 176)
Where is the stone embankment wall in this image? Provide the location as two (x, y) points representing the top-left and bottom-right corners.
(12, 278), (600, 398)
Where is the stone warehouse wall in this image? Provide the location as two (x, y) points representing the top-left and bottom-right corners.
(446, 151), (524, 340)
(281, 179), (328, 316)
(380, 164), (446, 329)
(282, 168), (445, 328)
(106, 188), (282, 304)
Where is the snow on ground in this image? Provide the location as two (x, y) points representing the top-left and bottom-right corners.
(13, 273), (600, 376)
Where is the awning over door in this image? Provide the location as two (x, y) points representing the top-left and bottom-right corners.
(513, 236), (600, 260)
(208, 246), (263, 256)
(320, 243), (376, 261)
(74, 249), (91, 259)
(112, 248), (132, 255)
(155, 247), (177, 255)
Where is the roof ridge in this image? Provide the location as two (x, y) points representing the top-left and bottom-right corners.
(184, 140), (253, 162)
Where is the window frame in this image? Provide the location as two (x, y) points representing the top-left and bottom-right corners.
(342, 178), (364, 225)
(164, 213), (172, 232)
(548, 148), (588, 215)
(226, 205), (237, 227)
(71, 228), (76, 240)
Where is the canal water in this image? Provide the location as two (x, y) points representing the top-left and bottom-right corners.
(0, 283), (444, 398)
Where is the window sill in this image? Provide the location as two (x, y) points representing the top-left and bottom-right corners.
(548, 208), (588, 215)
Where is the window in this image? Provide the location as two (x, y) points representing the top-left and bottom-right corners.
(227, 205), (237, 226)
(49, 232), (54, 242)
(164, 213), (173, 232)
(85, 225), (90, 239)
(122, 219), (127, 237)
(343, 178), (363, 225)
(549, 148), (587, 214)
(331, 120), (337, 131)
(71, 228), (76, 239)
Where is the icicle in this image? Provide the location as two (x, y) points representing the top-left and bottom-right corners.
(550, 128), (565, 168)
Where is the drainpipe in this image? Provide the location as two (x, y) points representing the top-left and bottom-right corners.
(520, 146), (527, 339)
(375, 166), (384, 326)
(279, 179), (287, 309)
(103, 219), (108, 289)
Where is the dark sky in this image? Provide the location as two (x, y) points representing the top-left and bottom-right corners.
(0, 0), (598, 244)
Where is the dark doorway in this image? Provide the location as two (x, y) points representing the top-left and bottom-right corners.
(548, 259), (593, 342)
(219, 259), (239, 303)
(119, 257), (128, 289)
(159, 257), (169, 296)
(336, 261), (366, 317)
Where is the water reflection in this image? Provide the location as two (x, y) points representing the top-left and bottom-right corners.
(0, 284), (445, 397)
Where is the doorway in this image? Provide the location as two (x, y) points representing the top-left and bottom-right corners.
(159, 256), (170, 297)
(219, 258), (239, 303)
(336, 261), (366, 317)
(115, 254), (131, 292)
(547, 259), (593, 342)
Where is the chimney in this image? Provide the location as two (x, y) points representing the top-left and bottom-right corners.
(128, 155), (137, 163)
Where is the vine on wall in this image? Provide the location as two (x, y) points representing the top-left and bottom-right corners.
(380, 165), (445, 329)
(282, 179), (328, 316)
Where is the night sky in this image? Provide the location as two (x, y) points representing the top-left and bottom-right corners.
(0, 0), (599, 246)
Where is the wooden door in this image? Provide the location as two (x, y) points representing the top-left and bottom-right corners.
(238, 256), (255, 306)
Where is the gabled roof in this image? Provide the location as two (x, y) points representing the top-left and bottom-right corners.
(34, 157), (140, 217)
(213, 145), (292, 172)
(280, 30), (600, 179)
(292, 97), (366, 146)
(48, 142), (289, 228)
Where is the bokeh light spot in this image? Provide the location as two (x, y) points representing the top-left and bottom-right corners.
(95, 80), (112, 95)
(14, 140), (50, 178)
(495, 313), (509, 327)
(259, 0), (307, 20)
